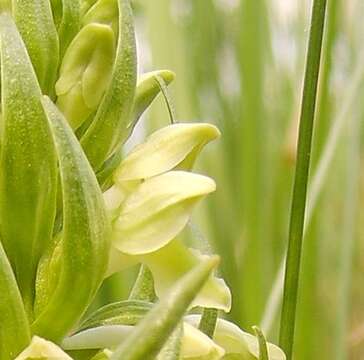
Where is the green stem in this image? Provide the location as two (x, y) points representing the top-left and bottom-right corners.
(279, 0), (327, 358)
(198, 308), (218, 339)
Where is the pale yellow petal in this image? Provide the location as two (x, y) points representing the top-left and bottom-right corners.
(185, 316), (286, 360)
(15, 336), (73, 359)
(114, 123), (220, 182)
(112, 171), (216, 255)
(182, 323), (225, 359)
(142, 239), (231, 312)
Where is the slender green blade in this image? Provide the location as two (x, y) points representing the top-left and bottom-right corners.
(58, 0), (80, 57)
(279, 0), (328, 358)
(81, 0), (137, 171)
(13, 0), (59, 94)
(78, 300), (152, 331)
(31, 97), (110, 342)
(0, 243), (30, 360)
(111, 257), (219, 360)
(0, 14), (57, 316)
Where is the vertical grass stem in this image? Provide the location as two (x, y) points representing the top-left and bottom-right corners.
(279, 0), (327, 357)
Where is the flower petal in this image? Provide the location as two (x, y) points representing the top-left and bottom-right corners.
(112, 171), (216, 255)
(114, 123), (220, 182)
(185, 316), (286, 360)
(182, 323), (224, 360)
(15, 336), (72, 360)
(141, 239), (231, 312)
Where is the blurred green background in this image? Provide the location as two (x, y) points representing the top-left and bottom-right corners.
(99, 1), (364, 358)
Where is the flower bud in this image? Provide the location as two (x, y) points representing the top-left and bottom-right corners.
(56, 23), (115, 129)
(83, 0), (119, 38)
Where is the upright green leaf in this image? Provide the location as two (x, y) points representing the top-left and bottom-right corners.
(111, 257), (219, 360)
(0, 14), (57, 316)
(0, 243), (30, 360)
(50, 0), (63, 29)
(81, 0), (137, 171)
(13, 0), (59, 94)
(31, 97), (110, 342)
(58, 0), (81, 57)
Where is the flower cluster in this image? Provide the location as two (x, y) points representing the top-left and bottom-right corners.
(0, 0), (285, 359)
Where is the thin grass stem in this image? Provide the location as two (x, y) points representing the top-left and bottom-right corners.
(261, 48), (364, 335)
(279, 0), (327, 357)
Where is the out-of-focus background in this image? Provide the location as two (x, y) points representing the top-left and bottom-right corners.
(99, 1), (364, 358)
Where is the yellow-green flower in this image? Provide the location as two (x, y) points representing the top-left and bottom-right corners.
(104, 123), (231, 312)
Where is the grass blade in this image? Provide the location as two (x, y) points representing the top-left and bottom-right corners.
(279, 0), (327, 357)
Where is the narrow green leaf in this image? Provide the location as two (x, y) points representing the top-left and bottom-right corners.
(31, 97), (110, 342)
(0, 14), (57, 316)
(253, 326), (269, 360)
(78, 300), (152, 331)
(58, 0), (81, 57)
(128, 265), (156, 302)
(50, 0), (63, 29)
(110, 256), (219, 360)
(279, 0), (328, 358)
(0, 243), (30, 360)
(81, 0), (137, 171)
(13, 0), (59, 94)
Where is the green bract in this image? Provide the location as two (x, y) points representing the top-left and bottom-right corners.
(0, 1), (285, 360)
